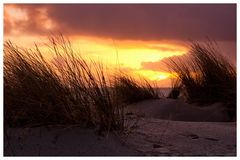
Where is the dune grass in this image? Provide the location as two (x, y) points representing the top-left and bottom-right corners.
(113, 73), (159, 104)
(166, 42), (236, 120)
(167, 79), (181, 99)
(4, 37), (125, 131)
(4, 36), (159, 131)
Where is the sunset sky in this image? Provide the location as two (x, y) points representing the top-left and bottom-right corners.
(3, 4), (236, 87)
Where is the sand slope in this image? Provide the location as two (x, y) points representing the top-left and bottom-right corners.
(4, 99), (236, 156)
(124, 118), (236, 156)
(126, 99), (230, 122)
(4, 126), (139, 156)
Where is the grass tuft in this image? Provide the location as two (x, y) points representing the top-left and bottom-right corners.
(114, 73), (159, 104)
(167, 79), (181, 99)
(165, 41), (236, 120)
(4, 36), (124, 131)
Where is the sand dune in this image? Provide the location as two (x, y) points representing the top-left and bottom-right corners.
(126, 98), (231, 122)
(125, 118), (236, 156)
(4, 126), (139, 156)
(4, 99), (236, 156)
(123, 99), (236, 155)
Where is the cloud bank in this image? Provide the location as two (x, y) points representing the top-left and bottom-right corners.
(4, 4), (236, 41)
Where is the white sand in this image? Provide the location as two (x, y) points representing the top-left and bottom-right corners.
(5, 98), (236, 156)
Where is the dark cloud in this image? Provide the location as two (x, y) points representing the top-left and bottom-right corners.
(4, 4), (236, 41)
(141, 60), (166, 72)
(141, 41), (236, 72)
(141, 54), (190, 72)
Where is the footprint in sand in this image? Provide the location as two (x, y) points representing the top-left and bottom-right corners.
(185, 133), (219, 141)
(187, 134), (199, 139)
(204, 137), (219, 141)
(153, 144), (162, 148)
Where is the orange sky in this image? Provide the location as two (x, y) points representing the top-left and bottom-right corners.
(3, 4), (236, 87)
(4, 34), (187, 87)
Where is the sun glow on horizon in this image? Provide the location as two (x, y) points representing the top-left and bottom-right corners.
(71, 36), (188, 87)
